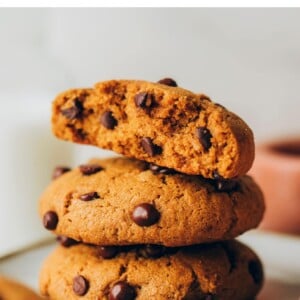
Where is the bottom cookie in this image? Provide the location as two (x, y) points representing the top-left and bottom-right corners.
(0, 275), (42, 300)
(40, 240), (263, 300)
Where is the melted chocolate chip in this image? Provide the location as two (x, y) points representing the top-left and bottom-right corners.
(134, 92), (154, 109)
(139, 244), (166, 258)
(109, 281), (136, 300)
(73, 275), (89, 296)
(66, 124), (87, 141)
(79, 192), (100, 201)
(141, 137), (162, 157)
(73, 128), (87, 141)
(195, 127), (212, 151)
(79, 164), (103, 175)
(43, 211), (58, 230)
(52, 166), (71, 180)
(248, 260), (263, 284)
(96, 246), (119, 259)
(148, 163), (176, 175)
(157, 78), (178, 87)
(56, 235), (79, 247)
(131, 203), (160, 227)
(61, 98), (84, 120)
(100, 111), (118, 129)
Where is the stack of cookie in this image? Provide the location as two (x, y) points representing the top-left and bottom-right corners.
(39, 79), (265, 299)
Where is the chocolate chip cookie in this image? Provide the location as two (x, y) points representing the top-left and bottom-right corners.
(0, 276), (42, 300)
(39, 240), (263, 300)
(52, 79), (254, 178)
(39, 157), (264, 247)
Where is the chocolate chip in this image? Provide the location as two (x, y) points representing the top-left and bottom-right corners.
(248, 260), (263, 284)
(73, 275), (89, 296)
(61, 98), (84, 120)
(52, 166), (71, 180)
(79, 192), (100, 201)
(134, 92), (154, 109)
(78, 92), (89, 100)
(212, 170), (222, 180)
(79, 164), (103, 175)
(43, 211), (58, 230)
(211, 171), (239, 192)
(100, 111), (118, 129)
(56, 235), (79, 247)
(199, 94), (211, 101)
(139, 244), (166, 258)
(73, 128), (87, 141)
(157, 78), (178, 87)
(131, 203), (160, 227)
(148, 163), (176, 175)
(109, 281), (136, 300)
(66, 124), (87, 141)
(195, 127), (212, 151)
(215, 180), (239, 192)
(96, 246), (119, 259)
(141, 137), (162, 156)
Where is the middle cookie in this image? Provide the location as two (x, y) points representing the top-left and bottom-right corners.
(39, 157), (264, 247)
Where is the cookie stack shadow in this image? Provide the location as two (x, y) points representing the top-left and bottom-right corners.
(39, 79), (265, 300)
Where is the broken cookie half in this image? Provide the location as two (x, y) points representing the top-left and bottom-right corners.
(52, 79), (254, 179)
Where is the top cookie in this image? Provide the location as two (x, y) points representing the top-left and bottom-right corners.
(52, 79), (254, 178)
(0, 276), (42, 300)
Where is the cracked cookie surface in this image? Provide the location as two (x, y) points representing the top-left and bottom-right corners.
(0, 276), (42, 300)
(52, 79), (254, 179)
(39, 240), (263, 300)
(39, 157), (264, 247)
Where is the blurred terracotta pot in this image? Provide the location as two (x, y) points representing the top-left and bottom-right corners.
(250, 137), (300, 235)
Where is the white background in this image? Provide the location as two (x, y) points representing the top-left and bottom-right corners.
(1, 8), (299, 140)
